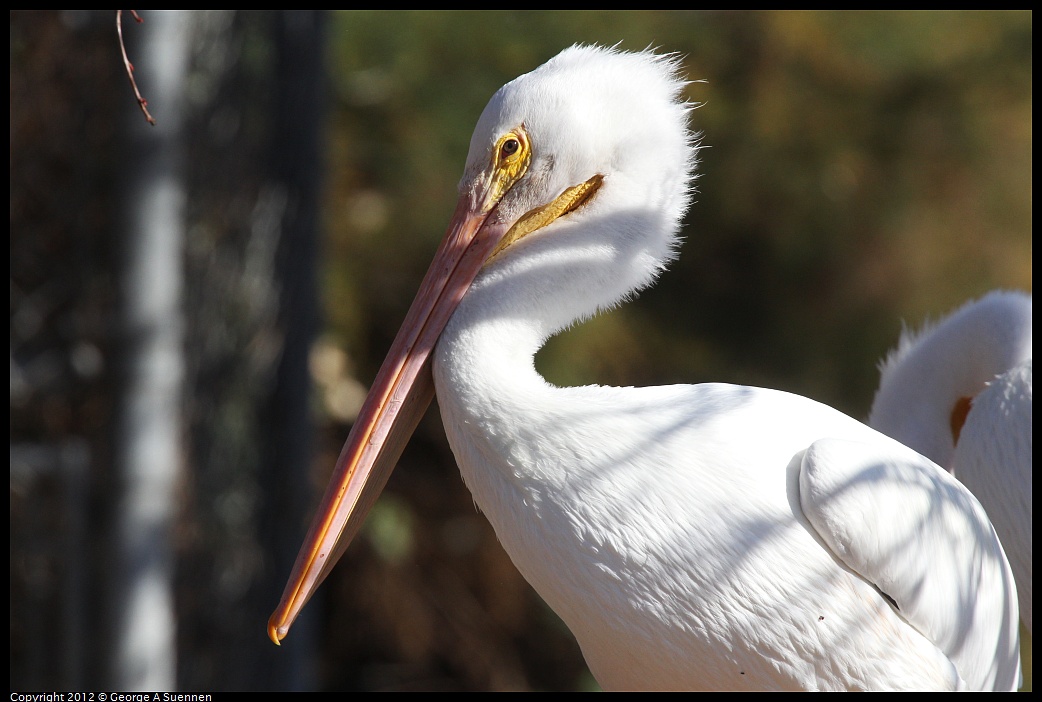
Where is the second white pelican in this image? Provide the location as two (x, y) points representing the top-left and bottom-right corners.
(870, 290), (1032, 633)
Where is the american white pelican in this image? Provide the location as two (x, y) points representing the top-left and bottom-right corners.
(270, 45), (1020, 690)
(869, 291), (1032, 633)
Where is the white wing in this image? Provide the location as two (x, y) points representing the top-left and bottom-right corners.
(800, 437), (1021, 691)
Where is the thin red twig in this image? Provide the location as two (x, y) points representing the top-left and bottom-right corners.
(117, 10), (156, 126)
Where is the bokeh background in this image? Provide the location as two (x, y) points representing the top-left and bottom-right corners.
(10, 10), (1031, 691)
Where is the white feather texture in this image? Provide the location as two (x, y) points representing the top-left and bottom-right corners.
(870, 291), (1032, 632)
(431, 46), (1020, 690)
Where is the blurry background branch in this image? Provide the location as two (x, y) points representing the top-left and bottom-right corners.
(116, 10), (157, 126)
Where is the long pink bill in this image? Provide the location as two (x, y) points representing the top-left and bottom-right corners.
(268, 193), (510, 644)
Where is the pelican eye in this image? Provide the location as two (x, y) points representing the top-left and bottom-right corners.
(501, 138), (520, 158)
(496, 133), (526, 167)
(480, 130), (531, 213)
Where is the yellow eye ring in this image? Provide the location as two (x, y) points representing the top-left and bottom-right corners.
(495, 131), (527, 167)
(478, 129), (532, 213)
